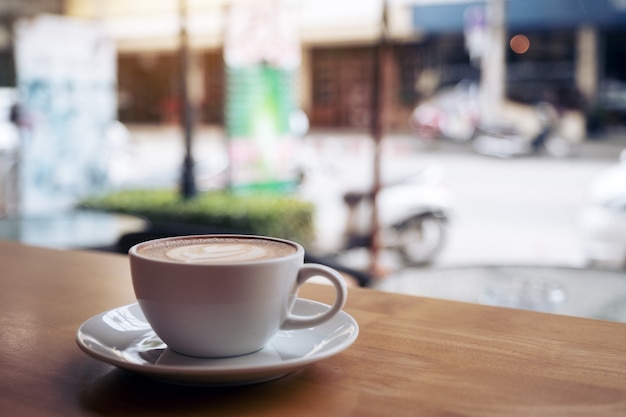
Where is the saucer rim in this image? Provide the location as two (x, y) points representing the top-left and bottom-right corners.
(76, 299), (359, 383)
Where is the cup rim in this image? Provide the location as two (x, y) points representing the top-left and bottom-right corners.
(129, 234), (304, 265)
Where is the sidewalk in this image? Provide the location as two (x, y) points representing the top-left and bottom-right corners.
(125, 123), (626, 162)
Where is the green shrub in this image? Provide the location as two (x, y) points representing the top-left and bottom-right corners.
(78, 189), (315, 247)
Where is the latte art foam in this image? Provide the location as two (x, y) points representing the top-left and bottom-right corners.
(167, 243), (272, 263)
(136, 237), (297, 264)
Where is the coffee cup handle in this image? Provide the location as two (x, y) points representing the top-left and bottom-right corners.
(281, 263), (348, 330)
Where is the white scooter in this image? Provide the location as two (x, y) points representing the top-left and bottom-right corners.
(470, 102), (576, 158)
(299, 163), (453, 269)
(578, 149), (626, 269)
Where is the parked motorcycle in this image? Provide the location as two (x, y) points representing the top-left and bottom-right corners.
(470, 102), (579, 158)
(298, 163), (452, 269)
(410, 80), (585, 158)
(409, 80), (480, 143)
(342, 168), (451, 266)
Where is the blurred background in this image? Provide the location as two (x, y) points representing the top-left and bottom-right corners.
(1, 0), (626, 320)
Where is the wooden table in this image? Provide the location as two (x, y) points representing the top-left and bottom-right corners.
(2, 239), (626, 416)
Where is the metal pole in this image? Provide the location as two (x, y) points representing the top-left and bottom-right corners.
(480, 0), (506, 125)
(179, 0), (197, 199)
(369, 1), (390, 277)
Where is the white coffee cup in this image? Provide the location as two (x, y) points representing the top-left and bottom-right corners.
(129, 234), (347, 358)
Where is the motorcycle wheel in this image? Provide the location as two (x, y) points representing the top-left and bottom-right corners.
(395, 213), (447, 266)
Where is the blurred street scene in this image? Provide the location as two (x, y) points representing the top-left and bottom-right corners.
(113, 124), (625, 269)
(1, 1), (626, 319)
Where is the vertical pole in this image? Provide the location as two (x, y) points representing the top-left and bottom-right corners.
(369, 1), (389, 277)
(480, 0), (506, 125)
(179, 0), (197, 199)
(576, 25), (599, 107)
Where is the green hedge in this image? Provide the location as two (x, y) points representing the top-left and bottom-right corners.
(78, 189), (315, 247)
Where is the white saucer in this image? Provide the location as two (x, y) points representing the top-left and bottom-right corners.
(76, 299), (359, 386)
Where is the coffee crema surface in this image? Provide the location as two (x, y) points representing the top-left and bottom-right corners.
(137, 237), (298, 264)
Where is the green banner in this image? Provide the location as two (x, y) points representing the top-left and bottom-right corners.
(225, 64), (295, 138)
(224, 63), (299, 192)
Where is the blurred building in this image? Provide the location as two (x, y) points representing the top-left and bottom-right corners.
(0, 0), (64, 88)
(410, 0), (626, 130)
(2, 0), (625, 132)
